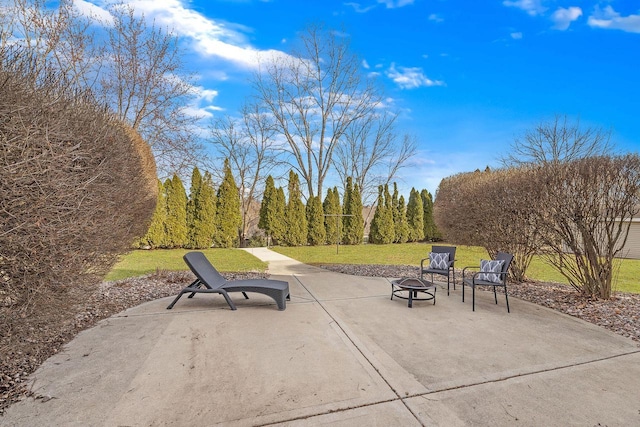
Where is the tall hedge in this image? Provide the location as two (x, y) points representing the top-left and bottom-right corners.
(406, 187), (425, 242)
(369, 185), (394, 244)
(421, 189), (439, 241)
(141, 179), (168, 248)
(306, 195), (326, 245)
(273, 187), (287, 244)
(396, 195), (410, 244)
(215, 159), (242, 248)
(284, 170), (307, 246)
(259, 175), (285, 246)
(186, 167), (203, 248)
(164, 175), (189, 248)
(323, 187), (341, 245)
(342, 177), (364, 244)
(189, 171), (217, 249)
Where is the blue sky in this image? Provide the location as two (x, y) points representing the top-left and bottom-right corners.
(78, 0), (640, 196)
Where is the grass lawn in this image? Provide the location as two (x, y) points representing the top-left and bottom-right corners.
(273, 243), (640, 294)
(105, 248), (268, 282)
(106, 243), (639, 294)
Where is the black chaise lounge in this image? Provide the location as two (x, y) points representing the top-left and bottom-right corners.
(166, 251), (290, 311)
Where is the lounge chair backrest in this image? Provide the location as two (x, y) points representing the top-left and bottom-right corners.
(432, 245), (456, 266)
(183, 252), (227, 289)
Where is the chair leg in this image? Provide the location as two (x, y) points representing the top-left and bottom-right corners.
(472, 285), (475, 311)
(494, 286), (498, 304)
(242, 292), (249, 299)
(505, 286), (510, 313)
(446, 274), (450, 296)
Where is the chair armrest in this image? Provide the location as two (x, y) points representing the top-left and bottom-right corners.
(462, 266), (479, 282)
(420, 258), (429, 269)
(470, 270), (509, 284)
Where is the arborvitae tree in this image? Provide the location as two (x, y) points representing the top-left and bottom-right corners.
(370, 186), (394, 244)
(396, 195), (410, 244)
(273, 187), (287, 244)
(141, 179), (168, 248)
(186, 167), (203, 248)
(259, 175), (278, 246)
(306, 195), (326, 245)
(391, 183), (401, 243)
(215, 159), (242, 248)
(323, 187), (341, 245)
(164, 174), (188, 248)
(341, 177), (363, 244)
(190, 172), (216, 249)
(406, 187), (425, 242)
(284, 170), (307, 246)
(421, 188), (439, 241)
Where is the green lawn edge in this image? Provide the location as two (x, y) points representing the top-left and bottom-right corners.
(105, 248), (268, 282)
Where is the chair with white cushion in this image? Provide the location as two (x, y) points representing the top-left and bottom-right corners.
(420, 246), (456, 295)
(462, 252), (513, 312)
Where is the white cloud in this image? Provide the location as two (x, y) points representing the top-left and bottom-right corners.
(551, 6), (582, 30)
(377, 0), (415, 9)
(184, 85), (224, 119)
(428, 14), (444, 23)
(344, 2), (376, 13)
(502, 0), (546, 16)
(588, 6), (640, 33)
(86, 0), (292, 69)
(386, 63), (444, 89)
(362, 59), (370, 69)
(73, 0), (115, 24)
(510, 32), (523, 39)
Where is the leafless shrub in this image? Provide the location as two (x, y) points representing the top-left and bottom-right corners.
(0, 48), (157, 334)
(434, 168), (541, 281)
(531, 155), (640, 298)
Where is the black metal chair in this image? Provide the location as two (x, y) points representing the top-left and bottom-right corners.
(420, 245), (456, 295)
(462, 252), (514, 312)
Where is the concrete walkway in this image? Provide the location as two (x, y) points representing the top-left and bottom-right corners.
(3, 248), (640, 426)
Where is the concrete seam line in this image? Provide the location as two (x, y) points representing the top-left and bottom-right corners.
(290, 274), (427, 427)
(255, 396), (400, 426)
(407, 348), (640, 398)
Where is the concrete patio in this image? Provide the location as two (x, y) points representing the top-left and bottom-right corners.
(3, 248), (639, 426)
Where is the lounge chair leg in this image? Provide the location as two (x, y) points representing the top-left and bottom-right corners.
(462, 282), (465, 302)
(167, 291), (186, 309)
(494, 287), (498, 304)
(220, 291), (237, 310)
(452, 270), (456, 290)
(446, 276), (450, 296)
(242, 292), (249, 299)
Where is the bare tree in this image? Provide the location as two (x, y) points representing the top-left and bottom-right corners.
(0, 0), (100, 89)
(532, 156), (640, 298)
(99, 4), (200, 175)
(333, 111), (417, 205)
(1, 0), (201, 176)
(252, 24), (382, 199)
(502, 115), (612, 166)
(208, 103), (280, 244)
